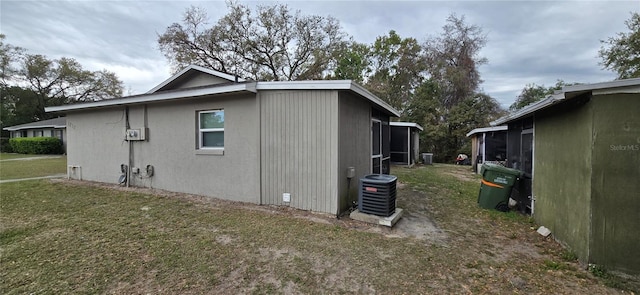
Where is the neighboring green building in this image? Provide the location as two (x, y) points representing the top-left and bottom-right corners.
(493, 78), (640, 274)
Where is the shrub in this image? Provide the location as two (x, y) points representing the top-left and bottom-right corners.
(0, 137), (12, 153)
(9, 137), (63, 154)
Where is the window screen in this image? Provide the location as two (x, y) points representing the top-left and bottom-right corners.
(198, 110), (224, 149)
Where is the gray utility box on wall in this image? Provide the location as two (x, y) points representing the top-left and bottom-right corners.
(358, 174), (397, 217)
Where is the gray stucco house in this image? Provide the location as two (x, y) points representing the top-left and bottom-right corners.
(46, 65), (400, 216)
(3, 117), (67, 151)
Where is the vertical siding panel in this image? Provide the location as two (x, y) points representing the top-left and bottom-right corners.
(330, 93), (339, 213)
(307, 94), (313, 210)
(260, 90), (338, 214)
(322, 92), (326, 213)
(317, 91), (323, 211)
(261, 96), (266, 204)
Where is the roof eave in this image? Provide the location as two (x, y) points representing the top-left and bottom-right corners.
(46, 83), (257, 113)
(491, 94), (564, 126)
(3, 125), (66, 131)
(563, 78), (640, 93)
(466, 125), (508, 137)
(349, 82), (401, 117)
(390, 122), (424, 131)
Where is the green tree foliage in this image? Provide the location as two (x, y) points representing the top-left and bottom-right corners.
(509, 84), (550, 111)
(404, 81), (449, 159)
(366, 31), (427, 113)
(509, 80), (577, 111)
(599, 12), (640, 79)
(333, 41), (371, 83)
(332, 31), (428, 114)
(406, 80), (504, 162)
(158, 3), (347, 80)
(0, 35), (124, 133)
(448, 93), (505, 155)
(0, 86), (40, 127)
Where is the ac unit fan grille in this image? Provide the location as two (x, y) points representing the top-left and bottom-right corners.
(358, 175), (397, 217)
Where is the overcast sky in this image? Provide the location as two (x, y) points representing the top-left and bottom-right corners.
(1, 0), (638, 108)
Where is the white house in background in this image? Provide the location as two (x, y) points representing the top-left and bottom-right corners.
(46, 65), (400, 216)
(3, 117), (67, 151)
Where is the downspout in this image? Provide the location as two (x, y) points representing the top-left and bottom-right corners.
(143, 104), (148, 129)
(406, 127), (410, 166)
(531, 114), (536, 216)
(143, 104), (148, 188)
(125, 106), (131, 188)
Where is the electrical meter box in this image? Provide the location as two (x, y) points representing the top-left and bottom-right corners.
(125, 128), (147, 141)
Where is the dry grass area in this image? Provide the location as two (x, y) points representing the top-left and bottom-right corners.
(0, 164), (637, 294)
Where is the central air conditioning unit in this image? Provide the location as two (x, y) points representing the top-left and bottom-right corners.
(125, 128), (147, 141)
(358, 174), (397, 217)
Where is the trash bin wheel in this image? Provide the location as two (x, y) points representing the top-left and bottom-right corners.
(495, 202), (509, 212)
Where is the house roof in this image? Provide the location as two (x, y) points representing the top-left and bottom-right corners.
(46, 82), (258, 113)
(390, 122), (424, 131)
(492, 78), (640, 126)
(3, 117), (66, 131)
(45, 65), (400, 117)
(146, 65), (246, 94)
(466, 125), (508, 137)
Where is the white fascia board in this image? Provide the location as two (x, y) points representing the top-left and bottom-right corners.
(390, 122), (424, 131)
(491, 94), (564, 126)
(256, 80), (353, 90)
(491, 78), (640, 126)
(256, 80), (401, 117)
(563, 78), (640, 93)
(146, 65), (246, 94)
(349, 82), (401, 117)
(46, 83), (257, 113)
(3, 124), (66, 131)
(592, 84), (640, 96)
(466, 125), (508, 137)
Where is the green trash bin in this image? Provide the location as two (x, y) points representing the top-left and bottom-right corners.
(478, 163), (522, 211)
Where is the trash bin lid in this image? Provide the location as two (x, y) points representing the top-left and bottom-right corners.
(481, 163), (523, 177)
(361, 174), (397, 183)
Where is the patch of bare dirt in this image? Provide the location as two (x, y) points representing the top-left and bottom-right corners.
(443, 169), (477, 182)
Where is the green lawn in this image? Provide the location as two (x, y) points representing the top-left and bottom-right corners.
(0, 165), (635, 294)
(0, 155), (66, 180)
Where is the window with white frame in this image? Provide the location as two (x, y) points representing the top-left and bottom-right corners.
(198, 110), (224, 149)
